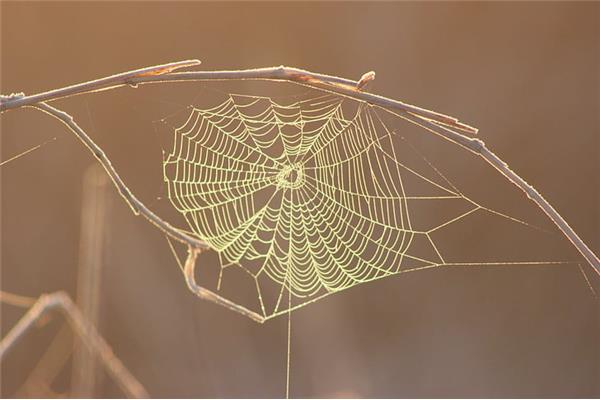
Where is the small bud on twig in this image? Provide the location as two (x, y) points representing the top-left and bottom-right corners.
(357, 71), (376, 91)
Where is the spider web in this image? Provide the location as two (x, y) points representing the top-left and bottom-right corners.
(160, 92), (575, 320)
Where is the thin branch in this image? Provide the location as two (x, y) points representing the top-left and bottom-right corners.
(17, 324), (73, 398)
(31, 102), (207, 250)
(0, 291), (148, 398)
(1, 64), (476, 134)
(383, 108), (600, 275)
(72, 165), (110, 397)
(0, 290), (37, 308)
(0, 60), (597, 291)
(0, 59), (201, 112)
(183, 246), (265, 323)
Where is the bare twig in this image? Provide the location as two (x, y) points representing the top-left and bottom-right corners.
(0, 63), (476, 134)
(0, 291), (148, 398)
(0, 59), (201, 112)
(384, 109), (600, 275)
(1, 60), (597, 305)
(17, 324), (73, 398)
(183, 246), (265, 323)
(0, 290), (37, 308)
(31, 102), (207, 250)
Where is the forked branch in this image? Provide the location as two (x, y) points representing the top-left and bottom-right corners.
(1, 60), (598, 299)
(0, 60), (477, 134)
(0, 291), (148, 398)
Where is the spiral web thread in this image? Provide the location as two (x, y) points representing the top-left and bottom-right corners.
(162, 93), (572, 320)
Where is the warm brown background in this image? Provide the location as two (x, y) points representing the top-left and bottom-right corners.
(1, 1), (599, 398)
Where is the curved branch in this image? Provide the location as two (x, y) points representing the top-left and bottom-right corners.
(32, 102), (206, 249)
(183, 247), (265, 323)
(1, 60), (597, 278)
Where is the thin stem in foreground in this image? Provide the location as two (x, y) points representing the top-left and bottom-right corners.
(0, 292), (148, 398)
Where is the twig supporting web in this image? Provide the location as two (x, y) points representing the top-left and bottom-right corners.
(1, 60), (598, 322)
(1, 60), (597, 275)
(1, 59), (598, 398)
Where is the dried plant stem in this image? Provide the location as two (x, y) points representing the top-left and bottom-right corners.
(0, 290), (37, 308)
(32, 102), (206, 249)
(1, 60), (597, 297)
(183, 247), (265, 323)
(72, 165), (111, 397)
(17, 324), (73, 397)
(387, 110), (600, 275)
(0, 61), (476, 133)
(0, 291), (148, 398)
(0, 60), (202, 112)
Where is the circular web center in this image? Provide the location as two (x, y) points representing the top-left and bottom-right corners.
(276, 163), (304, 189)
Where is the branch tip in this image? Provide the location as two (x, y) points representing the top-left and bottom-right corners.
(357, 71), (376, 91)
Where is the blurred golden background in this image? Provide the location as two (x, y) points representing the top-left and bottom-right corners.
(1, 2), (598, 398)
